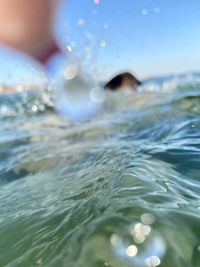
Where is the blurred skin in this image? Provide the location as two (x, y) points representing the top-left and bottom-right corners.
(0, 0), (60, 61)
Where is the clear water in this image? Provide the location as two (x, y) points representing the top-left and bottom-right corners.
(0, 73), (200, 267)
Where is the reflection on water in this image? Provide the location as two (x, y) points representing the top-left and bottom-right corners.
(0, 73), (200, 266)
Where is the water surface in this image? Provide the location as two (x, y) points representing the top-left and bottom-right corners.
(0, 73), (200, 267)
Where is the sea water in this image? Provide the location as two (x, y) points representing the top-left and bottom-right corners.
(0, 73), (200, 267)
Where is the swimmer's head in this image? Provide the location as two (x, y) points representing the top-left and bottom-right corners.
(104, 72), (142, 91)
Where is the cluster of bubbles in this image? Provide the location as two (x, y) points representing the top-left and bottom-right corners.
(52, 0), (109, 121)
(142, 7), (161, 16)
(110, 213), (166, 267)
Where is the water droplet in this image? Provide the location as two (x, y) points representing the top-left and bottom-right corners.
(154, 7), (160, 13)
(126, 245), (138, 257)
(86, 32), (94, 40)
(100, 41), (107, 48)
(77, 18), (85, 26)
(110, 234), (122, 245)
(64, 65), (78, 80)
(141, 213), (156, 225)
(142, 9), (148, 16)
(145, 256), (161, 267)
(90, 87), (105, 103)
(31, 105), (38, 112)
(54, 70), (103, 121)
(36, 258), (44, 265)
(131, 222), (151, 243)
(66, 45), (72, 52)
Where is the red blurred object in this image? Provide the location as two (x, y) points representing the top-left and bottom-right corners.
(0, 0), (60, 63)
(38, 41), (61, 64)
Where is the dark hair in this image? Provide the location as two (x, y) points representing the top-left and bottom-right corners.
(104, 72), (141, 90)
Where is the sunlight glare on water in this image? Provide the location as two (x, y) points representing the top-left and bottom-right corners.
(110, 214), (166, 267)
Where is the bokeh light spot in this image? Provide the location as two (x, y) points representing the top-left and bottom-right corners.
(145, 256), (161, 267)
(126, 245), (138, 257)
(94, 0), (101, 5)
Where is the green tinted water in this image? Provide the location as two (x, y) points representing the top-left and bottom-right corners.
(0, 76), (200, 267)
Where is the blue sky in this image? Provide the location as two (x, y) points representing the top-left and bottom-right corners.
(55, 0), (200, 80)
